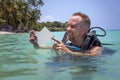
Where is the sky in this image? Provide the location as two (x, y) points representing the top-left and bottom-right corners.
(39, 0), (120, 30)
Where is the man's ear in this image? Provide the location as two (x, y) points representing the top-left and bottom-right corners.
(80, 27), (88, 35)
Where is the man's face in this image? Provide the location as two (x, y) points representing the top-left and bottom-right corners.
(66, 16), (85, 42)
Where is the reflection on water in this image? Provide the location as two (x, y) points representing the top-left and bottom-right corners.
(0, 34), (38, 79)
(0, 32), (119, 80)
(45, 51), (105, 80)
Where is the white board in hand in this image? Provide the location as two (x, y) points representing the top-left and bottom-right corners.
(36, 27), (53, 46)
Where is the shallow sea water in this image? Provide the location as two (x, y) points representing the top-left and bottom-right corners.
(0, 30), (120, 80)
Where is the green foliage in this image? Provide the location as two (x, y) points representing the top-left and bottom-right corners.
(0, 0), (68, 32)
(37, 21), (68, 31)
(0, 0), (44, 31)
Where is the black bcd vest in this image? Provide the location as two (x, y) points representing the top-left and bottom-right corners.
(62, 27), (106, 52)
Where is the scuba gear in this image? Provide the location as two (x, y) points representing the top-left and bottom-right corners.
(88, 27), (106, 37)
(62, 32), (68, 44)
(81, 27), (106, 52)
(66, 43), (81, 52)
(80, 30), (101, 52)
(62, 26), (106, 52)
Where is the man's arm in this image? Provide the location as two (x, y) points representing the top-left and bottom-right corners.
(29, 30), (52, 49)
(51, 37), (101, 56)
(69, 46), (101, 56)
(29, 39), (52, 49)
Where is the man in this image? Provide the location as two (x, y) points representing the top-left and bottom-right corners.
(29, 12), (101, 56)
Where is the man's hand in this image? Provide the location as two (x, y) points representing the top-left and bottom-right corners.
(29, 30), (39, 48)
(51, 37), (71, 53)
(29, 30), (36, 42)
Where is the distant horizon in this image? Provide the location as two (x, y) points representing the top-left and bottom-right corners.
(38, 21), (120, 31)
(39, 0), (120, 30)
(105, 29), (120, 31)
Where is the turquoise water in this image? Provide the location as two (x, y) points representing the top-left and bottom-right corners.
(0, 30), (120, 80)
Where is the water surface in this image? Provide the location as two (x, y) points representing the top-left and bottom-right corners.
(0, 30), (120, 80)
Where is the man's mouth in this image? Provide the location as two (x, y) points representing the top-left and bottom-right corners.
(68, 32), (73, 36)
(68, 33), (73, 38)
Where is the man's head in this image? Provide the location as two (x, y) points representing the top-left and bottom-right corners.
(67, 12), (91, 45)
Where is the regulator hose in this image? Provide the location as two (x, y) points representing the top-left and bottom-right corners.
(88, 27), (107, 37)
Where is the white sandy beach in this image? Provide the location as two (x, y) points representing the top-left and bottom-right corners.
(0, 31), (14, 34)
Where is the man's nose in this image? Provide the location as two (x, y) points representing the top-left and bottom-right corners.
(67, 26), (72, 31)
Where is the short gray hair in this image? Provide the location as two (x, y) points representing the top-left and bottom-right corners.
(72, 12), (91, 28)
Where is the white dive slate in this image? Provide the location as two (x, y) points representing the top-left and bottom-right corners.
(36, 27), (53, 46)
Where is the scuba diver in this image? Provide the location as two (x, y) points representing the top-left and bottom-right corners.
(29, 12), (107, 56)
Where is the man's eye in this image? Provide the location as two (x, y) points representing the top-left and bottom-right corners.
(71, 25), (75, 28)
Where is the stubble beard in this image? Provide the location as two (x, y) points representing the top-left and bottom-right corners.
(68, 33), (76, 42)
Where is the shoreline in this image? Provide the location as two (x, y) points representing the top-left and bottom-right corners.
(0, 31), (14, 34)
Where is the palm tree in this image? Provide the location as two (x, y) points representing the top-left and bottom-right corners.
(0, 0), (44, 31)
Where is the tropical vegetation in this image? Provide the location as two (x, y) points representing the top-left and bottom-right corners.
(37, 21), (68, 31)
(0, 0), (67, 32)
(0, 0), (43, 32)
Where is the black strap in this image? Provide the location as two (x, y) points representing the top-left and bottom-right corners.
(80, 30), (101, 52)
(62, 32), (68, 44)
